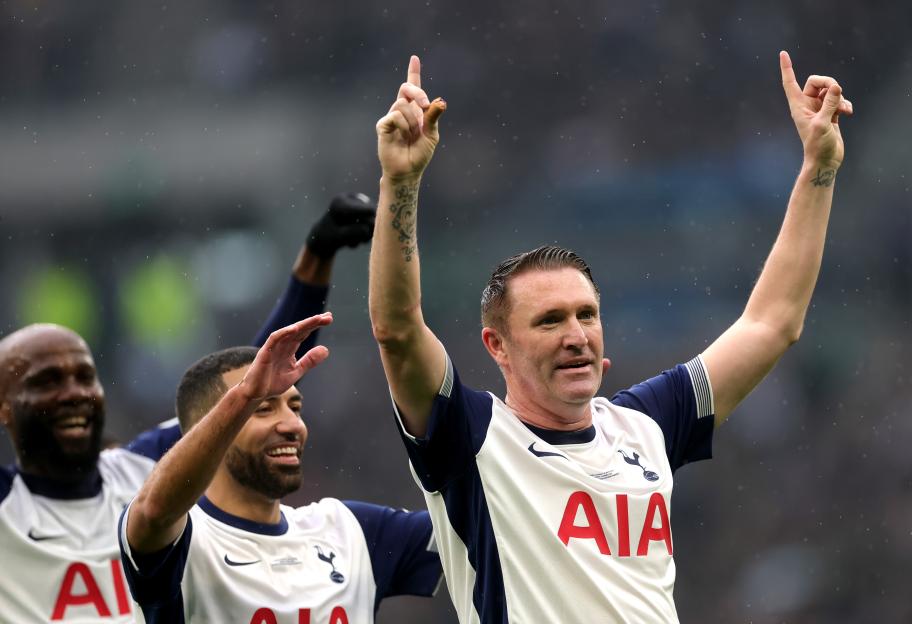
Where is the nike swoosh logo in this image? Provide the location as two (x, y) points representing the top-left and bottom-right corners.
(28, 529), (64, 541)
(527, 442), (568, 460)
(224, 554), (261, 567)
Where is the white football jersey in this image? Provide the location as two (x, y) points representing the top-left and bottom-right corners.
(119, 496), (441, 624)
(393, 355), (715, 623)
(0, 442), (172, 623)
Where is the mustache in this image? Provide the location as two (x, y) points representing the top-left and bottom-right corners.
(36, 400), (100, 419)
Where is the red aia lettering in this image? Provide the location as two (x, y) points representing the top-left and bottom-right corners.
(615, 494), (631, 557)
(557, 491), (672, 557)
(329, 606), (349, 624)
(249, 607), (348, 624)
(250, 608), (279, 624)
(557, 491), (611, 554)
(110, 558), (131, 615)
(51, 563), (112, 620)
(636, 492), (673, 556)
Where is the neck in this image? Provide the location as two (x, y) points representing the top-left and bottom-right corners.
(19, 458), (99, 483)
(503, 390), (592, 431)
(206, 470), (282, 525)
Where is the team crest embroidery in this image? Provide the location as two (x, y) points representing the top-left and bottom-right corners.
(618, 449), (659, 482)
(315, 546), (345, 583)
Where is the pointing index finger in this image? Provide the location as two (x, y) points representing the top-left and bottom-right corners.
(779, 50), (802, 102)
(407, 55), (421, 88)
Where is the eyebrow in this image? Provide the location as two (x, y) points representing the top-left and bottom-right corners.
(535, 302), (597, 316)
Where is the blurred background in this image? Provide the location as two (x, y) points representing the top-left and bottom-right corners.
(1, 0), (909, 621)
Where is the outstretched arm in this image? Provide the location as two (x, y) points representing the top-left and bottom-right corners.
(369, 55), (448, 438)
(126, 313), (332, 553)
(702, 51), (853, 425)
(253, 193), (376, 357)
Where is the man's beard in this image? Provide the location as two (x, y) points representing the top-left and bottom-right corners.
(12, 400), (105, 479)
(225, 445), (302, 500)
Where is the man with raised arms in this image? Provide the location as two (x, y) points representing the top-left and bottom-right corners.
(368, 53), (851, 622)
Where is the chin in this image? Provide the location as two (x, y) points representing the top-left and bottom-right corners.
(556, 381), (599, 404)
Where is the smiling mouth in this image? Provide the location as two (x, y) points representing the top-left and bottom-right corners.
(265, 446), (301, 463)
(51, 415), (94, 442)
(53, 415), (91, 431)
(556, 361), (591, 370)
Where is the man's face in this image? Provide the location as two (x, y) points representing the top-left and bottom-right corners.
(495, 268), (604, 416)
(220, 366), (307, 500)
(1, 328), (105, 478)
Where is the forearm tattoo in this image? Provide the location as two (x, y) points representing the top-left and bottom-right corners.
(389, 181), (419, 261)
(811, 168), (836, 187)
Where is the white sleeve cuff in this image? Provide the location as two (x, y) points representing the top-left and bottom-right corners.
(684, 355), (715, 419)
(391, 352), (454, 443)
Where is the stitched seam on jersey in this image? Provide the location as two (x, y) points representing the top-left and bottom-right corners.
(685, 356), (714, 418)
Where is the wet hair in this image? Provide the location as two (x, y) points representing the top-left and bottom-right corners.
(175, 346), (258, 433)
(480, 245), (599, 333)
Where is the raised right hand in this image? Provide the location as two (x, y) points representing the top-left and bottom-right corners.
(376, 55), (446, 181)
(239, 313), (332, 402)
(780, 51), (852, 171)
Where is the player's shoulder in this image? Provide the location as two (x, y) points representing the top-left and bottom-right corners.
(593, 396), (665, 437)
(124, 418), (182, 461)
(97, 447), (156, 490)
(284, 498), (368, 544)
(285, 498), (355, 527)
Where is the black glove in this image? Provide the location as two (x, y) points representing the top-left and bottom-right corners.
(306, 192), (377, 259)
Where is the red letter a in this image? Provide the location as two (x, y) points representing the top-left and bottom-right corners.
(557, 491), (610, 554)
(51, 563), (112, 620)
(636, 493), (673, 556)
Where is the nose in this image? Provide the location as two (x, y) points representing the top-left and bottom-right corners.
(275, 406), (306, 438)
(59, 376), (99, 404)
(562, 318), (588, 349)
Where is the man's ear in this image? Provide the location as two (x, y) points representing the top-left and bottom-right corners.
(481, 327), (509, 369)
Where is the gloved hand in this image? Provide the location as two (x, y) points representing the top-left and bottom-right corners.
(306, 192), (377, 259)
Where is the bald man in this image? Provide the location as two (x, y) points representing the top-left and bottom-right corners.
(0, 192), (376, 622)
(0, 324), (171, 622)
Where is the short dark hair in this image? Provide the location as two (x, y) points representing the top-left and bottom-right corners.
(481, 245), (599, 332)
(175, 346), (258, 433)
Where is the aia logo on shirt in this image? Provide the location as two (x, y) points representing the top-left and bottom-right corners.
(249, 606), (349, 623)
(557, 491), (673, 557)
(50, 559), (131, 620)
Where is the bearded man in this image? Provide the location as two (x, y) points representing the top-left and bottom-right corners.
(119, 316), (441, 623)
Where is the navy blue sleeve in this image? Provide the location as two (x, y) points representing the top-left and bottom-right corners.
(125, 421), (183, 461)
(610, 361), (714, 471)
(394, 361), (495, 493)
(252, 275), (329, 358)
(343, 501), (441, 610)
(118, 507), (192, 624)
(0, 465), (13, 503)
